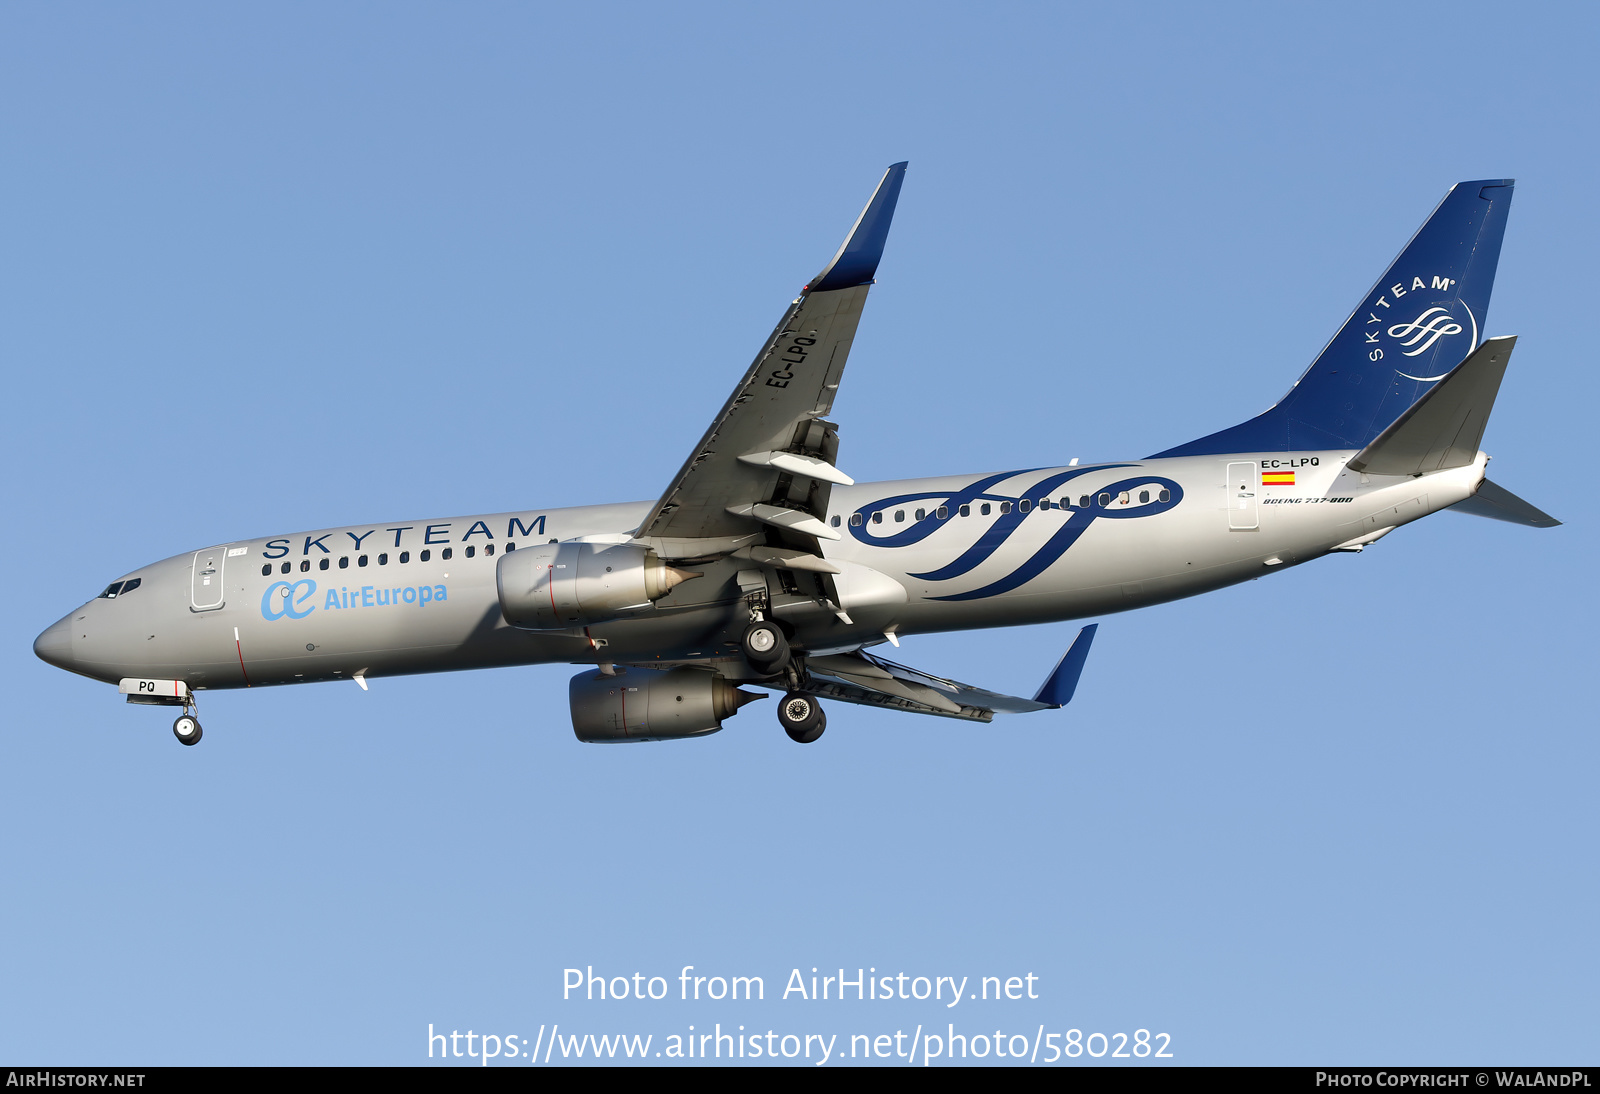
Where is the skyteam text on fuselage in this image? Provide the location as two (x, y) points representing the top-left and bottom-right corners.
(34, 165), (1558, 746)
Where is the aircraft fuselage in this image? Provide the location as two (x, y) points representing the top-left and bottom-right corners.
(37, 450), (1484, 692)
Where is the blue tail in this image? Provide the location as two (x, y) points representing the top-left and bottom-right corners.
(1153, 180), (1514, 457)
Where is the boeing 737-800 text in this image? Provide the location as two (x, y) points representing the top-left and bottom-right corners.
(33, 164), (1557, 745)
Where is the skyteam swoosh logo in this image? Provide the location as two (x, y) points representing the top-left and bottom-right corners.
(1389, 301), (1478, 382)
(849, 465), (1184, 601)
(1387, 306), (1463, 357)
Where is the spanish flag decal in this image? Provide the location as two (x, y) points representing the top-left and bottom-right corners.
(1262, 470), (1296, 486)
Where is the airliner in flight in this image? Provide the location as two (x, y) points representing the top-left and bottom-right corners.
(34, 164), (1557, 745)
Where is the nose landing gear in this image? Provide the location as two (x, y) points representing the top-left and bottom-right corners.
(777, 692), (825, 744)
(172, 714), (203, 746)
(171, 694), (203, 746)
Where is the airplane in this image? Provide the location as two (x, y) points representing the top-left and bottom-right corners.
(33, 163), (1559, 746)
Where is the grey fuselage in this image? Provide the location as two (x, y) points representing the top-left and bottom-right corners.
(35, 451), (1483, 692)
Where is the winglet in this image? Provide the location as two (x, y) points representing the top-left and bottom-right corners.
(1032, 624), (1098, 708)
(808, 161), (908, 293)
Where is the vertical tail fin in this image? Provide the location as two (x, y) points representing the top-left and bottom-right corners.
(1154, 180), (1514, 457)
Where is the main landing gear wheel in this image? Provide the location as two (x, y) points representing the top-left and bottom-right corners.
(741, 620), (791, 674)
(172, 715), (203, 746)
(778, 692), (825, 744)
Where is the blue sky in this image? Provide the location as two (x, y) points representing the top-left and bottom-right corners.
(3, 2), (1595, 1065)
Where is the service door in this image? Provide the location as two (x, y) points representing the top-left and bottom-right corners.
(190, 546), (230, 611)
(1227, 462), (1258, 530)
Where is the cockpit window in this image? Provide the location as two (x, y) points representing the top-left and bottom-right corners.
(97, 578), (140, 599)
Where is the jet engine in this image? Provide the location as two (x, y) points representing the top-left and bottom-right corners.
(497, 541), (697, 630)
(569, 666), (765, 743)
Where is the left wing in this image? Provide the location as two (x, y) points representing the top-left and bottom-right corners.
(804, 626), (1099, 723)
(633, 162), (908, 563)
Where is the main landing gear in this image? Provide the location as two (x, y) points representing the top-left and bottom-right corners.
(741, 619), (791, 674)
(172, 695), (203, 746)
(777, 692), (825, 744)
(741, 618), (821, 743)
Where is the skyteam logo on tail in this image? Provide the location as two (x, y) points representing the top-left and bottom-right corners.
(1388, 307), (1462, 356)
(1365, 273), (1479, 381)
(849, 465), (1183, 601)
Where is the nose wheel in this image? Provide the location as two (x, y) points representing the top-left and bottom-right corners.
(777, 692), (825, 744)
(173, 714), (203, 746)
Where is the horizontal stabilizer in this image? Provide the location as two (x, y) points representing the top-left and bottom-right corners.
(1448, 478), (1560, 527)
(1348, 336), (1514, 476)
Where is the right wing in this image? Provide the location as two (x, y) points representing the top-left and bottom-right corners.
(804, 626), (1100, 723)
(633, 162), (908, 563)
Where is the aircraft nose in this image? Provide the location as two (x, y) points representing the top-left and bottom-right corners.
(33, 614), (75, 670)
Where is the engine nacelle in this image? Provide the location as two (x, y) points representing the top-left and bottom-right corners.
(497, 541), (695, 630)
(569, 667), (764, 743)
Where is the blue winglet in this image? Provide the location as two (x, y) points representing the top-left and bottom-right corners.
(1032, 624), (1098, 708)
(808, 161), (908, 292)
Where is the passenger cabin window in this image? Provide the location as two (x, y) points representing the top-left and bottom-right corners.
(830, 515), (842, 527)
(420, 549), (431, 562)
(300, 560), (310, 572)
(260, 565), (271, 577)
(980, 503), (991, 516)
(442, 547), (453, 560)
(959, 505), (970, 517)
(1039, 499), (1051, 510)
(1098, 493), (1110, 507)
(1139, 490), (1150, 504)
(281, 562), (292, 574)
(1080, 495), (1090, 508)
(937, 506), (948, 519)
(871, 512), (882, 524)
(399, 551), (410, 563)
(1018, 499), (1032, 513)
(506, 542), (515, 551)
(1159, 489), (1171, 502)
(894, 510), (905, 523)
(999, 501), (1012, 515)
(465, 546), (476, 558)
(378, 553), (389, 565)
(319, 558), (329, 570)
(485, 544), (495, 556)
(850, 513), (863, 527)
(339, 556), (349, 569)
(914, 508), (925, 521)
(359, 555), (369, 567)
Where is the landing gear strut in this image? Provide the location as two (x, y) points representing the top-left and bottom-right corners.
(777, 692), (825, 744)
(172, 694), (202, 746)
